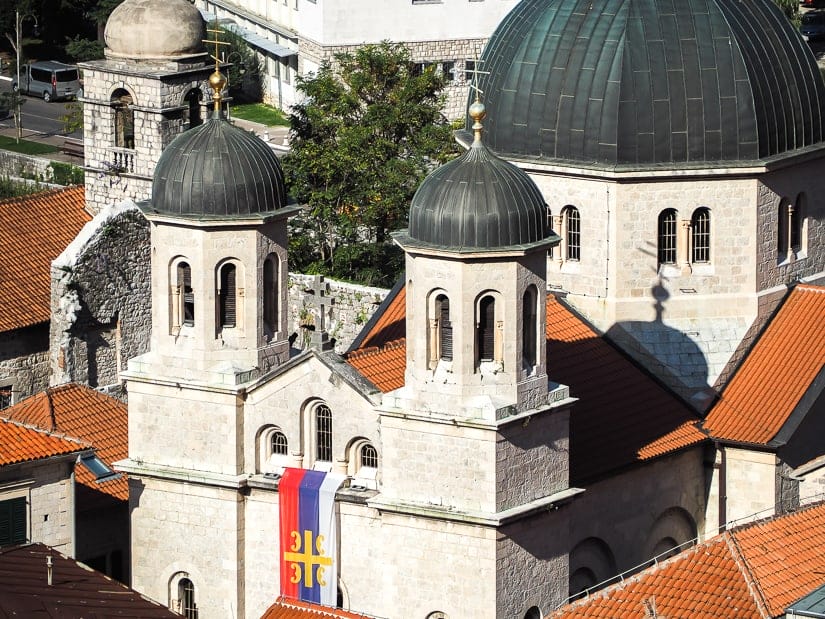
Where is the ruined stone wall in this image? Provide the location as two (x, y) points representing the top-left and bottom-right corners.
(50, 202), (151, 389)
(0, 324), (49, 405)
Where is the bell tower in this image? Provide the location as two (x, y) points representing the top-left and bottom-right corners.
(79, 0), (214, 215)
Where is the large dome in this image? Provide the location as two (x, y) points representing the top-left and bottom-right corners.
(403, 105), (550, 251)
(475, 0), (825, 168)
(149, 110), (290, 219)
(105, 0), (205, 59)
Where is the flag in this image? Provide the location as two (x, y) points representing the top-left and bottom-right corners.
(279, 468), (346, 605)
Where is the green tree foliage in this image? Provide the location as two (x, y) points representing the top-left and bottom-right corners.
(774, 0), (801, 28)
(282, 42), (459, 286)
(65, 35), (104, 61)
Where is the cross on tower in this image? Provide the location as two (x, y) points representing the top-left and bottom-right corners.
(304, 275), (334, 351)
(465, 57), (490, 101)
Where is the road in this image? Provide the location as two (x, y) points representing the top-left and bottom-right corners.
(0, 78), (81, 139)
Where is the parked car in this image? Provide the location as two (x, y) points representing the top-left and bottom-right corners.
(801, 11), (825, 41)
(12, 61), (81, 102)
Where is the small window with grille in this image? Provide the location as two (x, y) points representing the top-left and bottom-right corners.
(565, 206), (581, 261)
(316, 404), (332, 463)
(178, 578), (198, 619)
(657, 209), (677, 265)
(271, 431), (288, 457)
(360, 443), (378, 469)
(691, 208), (710, 263)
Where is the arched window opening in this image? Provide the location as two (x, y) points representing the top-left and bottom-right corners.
(183, 88), (203, 129)
(565, 206), (581, 261)
(791, 196), (803, 254)
(522, 287), (537, 369)
(778, 200), (789, 257)
(657, 209), (677, 265)
(271, 431), (288, 456)
(360, 443), (378, 469)
(437, 294), (452, 362)
(524, 607), (542, 619)
(111, 89), (134, 149)
(178, 262), (194, 327)
(178, 578), (198, 619)
(316, 404), (332, 463)
(264, 255), (279, 332)
(691, 208), (711, 264)
(477, 296), (496, 362)
(219, 263), (237, 328)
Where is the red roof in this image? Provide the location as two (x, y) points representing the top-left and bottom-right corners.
(3, 384), (128, 501)
(0, 187), (89, 332)
(0, 417), (87, 466)
(0, 543), (177, 617)
(703, 284), (825, 445)
(262, 598), (378, 618)
(551, 500), (825, 619)
(346, 289), (705, 483)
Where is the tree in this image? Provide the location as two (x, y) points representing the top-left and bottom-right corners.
(282, 41), (459, 286)
(213, 24), (263, 103)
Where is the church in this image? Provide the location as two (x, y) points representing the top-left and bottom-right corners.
(3, 0), (823, 616)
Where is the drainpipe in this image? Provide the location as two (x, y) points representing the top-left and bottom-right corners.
(718, 442), (727, 532)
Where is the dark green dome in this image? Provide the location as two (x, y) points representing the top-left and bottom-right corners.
(474, 0), (825, 168)
(150, 111), (288, 219)
(404, 130), (549, 251)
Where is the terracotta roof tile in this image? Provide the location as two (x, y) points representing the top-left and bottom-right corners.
(4, 384), (128, 501)
(347, 289), (705, 482)
(553, 501), (825, 619)
(703, 284), (825, 445)
(0, 417), (87, 466)
(262, 598), (376, 618)
(352, 284), (406, 350)
(0, 187), (88, 333)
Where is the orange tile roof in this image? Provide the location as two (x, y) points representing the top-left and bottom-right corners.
(0, 417), (87, 466)
(346, 289), (705, 483)
(703, 284), (825, 445)
(262, 598), (377, 618)
(4, 384), (128, 501)
(552, 500), (825, 619)
(0, 186), (89, 333)
(351, 284), (406, 351)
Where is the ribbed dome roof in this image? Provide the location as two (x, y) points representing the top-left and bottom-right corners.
(406, 125), (549, 251)
(475, 0), (825, 168)
(150, 111), (289, 219)
(105, 0), (205, 59)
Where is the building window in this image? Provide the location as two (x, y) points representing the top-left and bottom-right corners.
(0, 385), (11, 410)
(524, 607), (542, 619)
(565, 206), (581, 261)
(219, 263), (237, 328)
(178, 262), (194, 327)
(691, 208), (710, 263)
(657, 209), (677, 265)
(477, 295), (496, 362)
(183, 89), (203, 129)
(522, 286), (537, 369)
(316, 404), (332, 463)
(111, 89), (134, 149)
(464, 59), (476, 82)
(0, 497), (26, 547)
(179, 578), (198, 619)
(264, 255), (279, 332)
(437, 294), (452, 362)
(360, 443), (378, 469)
(791, 194), (804, 255)
(441, 61), (455, 82)
(271, 431), (288, 456)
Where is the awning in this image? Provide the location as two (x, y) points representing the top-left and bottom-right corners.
(199, 9), (298, 59)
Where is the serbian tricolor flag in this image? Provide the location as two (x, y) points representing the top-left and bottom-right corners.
(279, 468), (346, 605)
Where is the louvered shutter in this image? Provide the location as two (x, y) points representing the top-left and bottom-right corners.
(479, 297), (495, 361)
(0, 497), (26, 547)
(179, 264), (194, 326)
(220, 265), (236, 328)
(440, 301), (453, 361)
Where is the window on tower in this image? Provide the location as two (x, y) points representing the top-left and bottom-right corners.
(657, 209), (677, 266)
(219, 263), (237, 329)
(177, 262), (194, 327)
(437, 294), (452, 362)
(111, 89), (134, 149)
(477, 295), (496, 363)
(522, 286), (538, 370)
(264, 254), (279, 333)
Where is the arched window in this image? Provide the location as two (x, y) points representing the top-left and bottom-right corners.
(778, 199), (790, 257)
(183, 88), (203, 129)
(524, 607), (542, 619)
(791, 194), (804, 255)
(111, 89), (134, 149)
(477, 296), (496, 362)
(348, 438), (378, 489)
(360, 443), (378, 469)
(657, 209), (677, 265)
(178, 578), (198, 619)
(691, 208), (710, 263)
(271, 431), (288, 456)
(316, 404), (332, 463)
(564, 206), (581, 261)
(219, 263), (237, 328)
(264, 255), (279, 332)
(522, 286), (537, 369)
(437, 294), (452, 362)
(177, 262), (194, 327)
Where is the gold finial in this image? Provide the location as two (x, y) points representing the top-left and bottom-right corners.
(466, 57), (490, 144)
(204, 26), (231, 112)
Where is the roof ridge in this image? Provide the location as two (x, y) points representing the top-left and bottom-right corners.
(724, 531), (772, 618)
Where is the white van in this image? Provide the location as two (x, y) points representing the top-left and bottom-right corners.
(13, 61), (81, 102)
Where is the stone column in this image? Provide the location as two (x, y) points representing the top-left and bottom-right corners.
(679, 219), (692, 275)
(553, 214), (564, 267)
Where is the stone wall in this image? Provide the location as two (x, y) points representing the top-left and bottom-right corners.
(0, 324), (50, 406)
(0, 151), (59, 182)
(50, 201), (151, 389)
(287, 273), (389, 354)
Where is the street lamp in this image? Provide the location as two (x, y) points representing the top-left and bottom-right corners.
(14, 9), (38, 142)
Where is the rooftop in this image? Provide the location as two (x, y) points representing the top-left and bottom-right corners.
(0, 417), (87, 466)
(262, 598), (378, 618)
(0, 186), (89, 332)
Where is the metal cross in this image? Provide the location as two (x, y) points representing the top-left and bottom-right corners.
(465, 57), (490, 100)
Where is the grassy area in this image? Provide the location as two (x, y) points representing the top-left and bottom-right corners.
(230, 103), (290, 127)
(0, 134), (60, 156)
